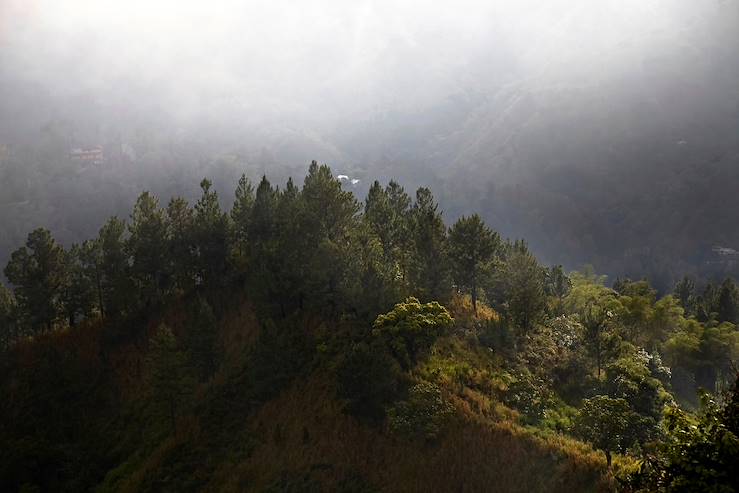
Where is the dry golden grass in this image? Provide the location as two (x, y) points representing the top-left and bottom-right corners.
(29, 293), (618, 493)
(204, 377), (614, 493)
(448, 293), (500, 325)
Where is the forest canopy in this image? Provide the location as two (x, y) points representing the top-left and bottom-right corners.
(0, 162), (737, 492)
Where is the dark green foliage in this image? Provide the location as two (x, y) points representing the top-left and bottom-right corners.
(250, 176), (278, 252)
(62, 244), (96, 326)
(299, 161), (361, 315)
(499, 248), (547, 331)
(76, 239), (105, 319)
(248, 319), (314, 401)
(98, 216), (133, 317)
(147, 324), (195, 431)
(340, 223), (400, 319)
(165, 196), (195, 293)
(637, 374), (739, 492)
(478, 316), (516, 356)
(372, 297), (453, 370)
(410, 187), (451, 303)
(603, 355), (668, 444)
(128, 191), (169, 306)
(387, 381), (454, 442)
(448, 214), (499, 313)
(336, 341), (402, 422)
(364, 181), (394, 254)
(0, 283), (18, 342)
(0, 163), (738, 492)
(716, 278), (739, 324)
(673, 276), (695, 313)
(581, 305), (613, 378)
(247, 176), (280, 301)
(573, 395), (639, 467)
(360, 180), (413, 314)
(269, 177), (304, 314)
(230, 173), (255, 268)
(0, 282), (17, 348)
(518, 316), (590, 403)
(185, 297), (220, 381)
(301, 161), (359, 243)
(546, 265), (572, 314)
(193, 178), (230, 289)
(364, 180), (412, 271)
(4, 228), (68, 332)
(504, 369), (554, 424)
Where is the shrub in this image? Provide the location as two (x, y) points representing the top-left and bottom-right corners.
(503, 369), (554, 424)
(387, 381), (454, 441)
(372, 297), (453, 369)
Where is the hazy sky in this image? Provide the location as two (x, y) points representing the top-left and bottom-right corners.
(1, 0), (737, 284)
(1, 0), (708, 132)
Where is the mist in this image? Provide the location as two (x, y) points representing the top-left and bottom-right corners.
(1, 0), (739, 289)
(4, 0), (718, 137)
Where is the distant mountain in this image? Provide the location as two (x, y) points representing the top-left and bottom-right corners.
(1, 0), (738, 290)
(329, 0), (739, 289)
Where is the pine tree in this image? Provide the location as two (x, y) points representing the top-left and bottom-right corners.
(247, 176), (279, 301)
(273, 177), (304, 314)
(128, 191), (168, 305)
(546, 265), (572, 312)
(4, 228), (68, 332)
(193, 178), (230, 289)
(77, 239), (105, 318)
(385, 180), (413, 279)
(98, 217), (132, 317)
(250, 176), (278, 255)
(165, 197), (195, 293)
(301, 161), (359, 242)
(364, 180), (413, 285)
(300, 161), (360, 313)
(501, 248), (546, 331)
(230, 173), (254, 268)
(673, 276), (695, 313)
(716, 278), (738, 324)
(364, 181), (393, 252)
(62, 243), (96, 326)
(410, 187), (450, 302)
(448, 214), (499, 314)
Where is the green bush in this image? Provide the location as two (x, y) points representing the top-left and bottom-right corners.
(372, 297), (453, 370)
(503, 369), (554, 424)
(387, 381), (454, 441)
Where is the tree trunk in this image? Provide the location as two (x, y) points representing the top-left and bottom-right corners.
(605, 450), (612, 468)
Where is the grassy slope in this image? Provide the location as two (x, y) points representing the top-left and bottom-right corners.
(92, 295), (619, 493)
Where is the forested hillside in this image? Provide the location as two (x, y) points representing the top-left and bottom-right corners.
(1, 163), (737, 492)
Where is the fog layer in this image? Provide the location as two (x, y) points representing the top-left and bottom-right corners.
(1, 0), (738, 288)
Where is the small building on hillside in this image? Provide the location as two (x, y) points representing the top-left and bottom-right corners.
(70, 145), (104, 165)
(712, 245), (739, 258)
